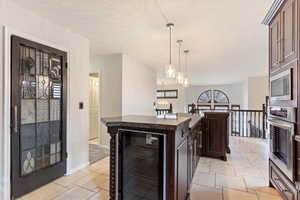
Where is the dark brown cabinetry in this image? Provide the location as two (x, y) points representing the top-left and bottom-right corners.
(268, 0), (298, 107)
(281, 0), (298, 65)
(201, 112), (229, 161)
(187, 118), (202, 194)
(264, 0), (300, 199)
(103, 115), (202, 200)
(270, 14), (281, 72)
(176, 138), (188, 200)
(270, 0), (298, 74)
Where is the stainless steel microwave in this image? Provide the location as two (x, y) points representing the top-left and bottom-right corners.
(270, 68), (293, 101)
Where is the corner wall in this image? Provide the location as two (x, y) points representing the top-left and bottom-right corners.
(182, 76), (268, 110)
(90, 54), (157, 147)
(90, 54), (123, 147)
(157, 84), (187, 113)
(247, 76), (268, 110)
(186, 82), (246, 107)
(122, 55), (156, 116)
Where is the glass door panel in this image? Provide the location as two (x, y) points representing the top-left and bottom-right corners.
(11, 35), (67, 199)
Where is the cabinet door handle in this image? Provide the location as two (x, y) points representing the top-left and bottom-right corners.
(14, 105), (18, 133)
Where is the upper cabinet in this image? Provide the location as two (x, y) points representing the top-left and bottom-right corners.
(268, 0), (298, 74)
(270, 15), (281, 72)
(281, 0), (297, 64)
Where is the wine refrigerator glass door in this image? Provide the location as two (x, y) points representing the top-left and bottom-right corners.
(120, 129), (166, 200)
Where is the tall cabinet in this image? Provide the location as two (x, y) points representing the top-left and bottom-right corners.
(270, 0), (298, 73)
(267, 0), (298, 108)
(263, 0), (300, 199)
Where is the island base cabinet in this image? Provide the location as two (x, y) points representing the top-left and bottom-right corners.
(202, 113), (229, 161)
(176, 139), (188, 200)
(103, 115), (202, 200)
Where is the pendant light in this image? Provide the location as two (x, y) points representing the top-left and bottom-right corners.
(165, 23), (176, 78)
(183, 50), (190, 87)
(176, 40), (184, 84)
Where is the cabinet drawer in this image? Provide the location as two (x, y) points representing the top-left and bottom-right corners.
(270, 161), (297, 200)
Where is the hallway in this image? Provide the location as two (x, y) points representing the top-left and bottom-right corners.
(17, 137), (281, 200)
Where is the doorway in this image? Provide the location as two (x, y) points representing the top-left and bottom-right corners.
(10, 36), (67, 199)
(89, 73), (100, 142)
(88, 73), (109, 164)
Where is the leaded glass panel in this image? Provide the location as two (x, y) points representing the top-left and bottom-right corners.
(197, 90), (212, 103)
(21, 149), (35, 176)
(21, 100), (35, 124)
(19, 45), (63, 176)
(37, 100), (49, 122)
(20, 124), (35, 151)
(37, 75), (49, 99)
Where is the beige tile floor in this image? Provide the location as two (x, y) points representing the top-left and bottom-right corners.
(89, 138), (99, 145)
(18, 137), (282, 200)
(191, 136), (282, 200)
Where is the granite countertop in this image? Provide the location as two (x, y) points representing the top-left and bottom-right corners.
(177, 113), (203, 129)
(101, 114), (202, 130)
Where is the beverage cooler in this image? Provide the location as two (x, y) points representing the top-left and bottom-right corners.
(120, 130), (166, 200)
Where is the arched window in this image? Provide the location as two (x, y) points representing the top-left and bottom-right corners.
(197, 90), (213, 103)
(197, 89), (229, 104)
(213, 90), (229, 104)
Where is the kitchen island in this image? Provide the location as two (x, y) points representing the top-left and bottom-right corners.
(102, 114), (202, 200)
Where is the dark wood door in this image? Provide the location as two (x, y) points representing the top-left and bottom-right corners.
(281, 0), (297, 65)
(270, 14), (281, 73)
(176, 138), (188, 200)
(11, 36), (67, 199)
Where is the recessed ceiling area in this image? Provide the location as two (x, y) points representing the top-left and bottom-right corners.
(12, 0), (274, 85)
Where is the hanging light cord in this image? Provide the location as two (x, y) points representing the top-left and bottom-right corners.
(169, 25), (172, 65)
(184, 50), (189, 77)
(185, 51), (187, 74)
(178, 42), (182, 72)
(156, 0), (169, 23)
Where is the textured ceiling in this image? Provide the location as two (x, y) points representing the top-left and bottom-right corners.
(12, 0), (274, 85)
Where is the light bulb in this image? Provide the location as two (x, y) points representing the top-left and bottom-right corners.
(166, 64), (176, 78)
(183, 78), (189, 87)
(177, 72), (184, 84)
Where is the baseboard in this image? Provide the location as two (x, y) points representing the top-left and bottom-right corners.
(66, 162), (90, 176)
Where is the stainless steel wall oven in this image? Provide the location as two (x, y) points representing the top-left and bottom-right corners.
(268, 106), (296, 181)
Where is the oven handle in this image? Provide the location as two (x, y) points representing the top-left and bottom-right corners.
(268, 118), (294, 129)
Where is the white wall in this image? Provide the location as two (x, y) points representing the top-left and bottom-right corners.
(0, 1), (90, 199)
(122, 55), (156, 116)
(248, 76), (268, 110)
(184, 76), (268, 110)
(90, 54), (156, 147)
(156, 84), (187, 113)
(241, 80), (249, 109)
(186, 82), (246, 107)
(0, 0), (5, 198)
(90, 54), (123, 147)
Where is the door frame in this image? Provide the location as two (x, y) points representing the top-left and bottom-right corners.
(2, 26), (71, 200)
